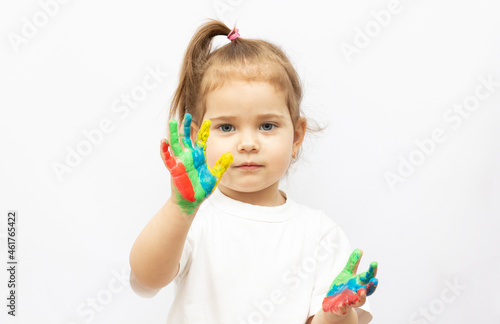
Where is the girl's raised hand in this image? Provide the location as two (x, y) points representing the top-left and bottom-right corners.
(160, 113), (233, 214)
(322, 249), (378, 317)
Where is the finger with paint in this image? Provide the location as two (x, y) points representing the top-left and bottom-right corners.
(160, 113), (233, 214)
(322, 249), (378, 316)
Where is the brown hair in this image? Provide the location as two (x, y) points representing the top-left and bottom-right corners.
(168, 19), (320, 161)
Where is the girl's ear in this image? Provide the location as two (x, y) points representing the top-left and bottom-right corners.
(292, 117), (307, 153)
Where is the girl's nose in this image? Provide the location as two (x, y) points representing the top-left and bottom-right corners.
(237, 131), (259, 153)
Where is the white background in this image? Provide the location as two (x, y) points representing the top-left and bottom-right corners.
(1, 0), (499, 323)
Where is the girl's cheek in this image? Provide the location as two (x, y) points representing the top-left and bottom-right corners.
(205, 141), (220, 167)
(204, 146), (215, 167)
(206, 133), (234, 162)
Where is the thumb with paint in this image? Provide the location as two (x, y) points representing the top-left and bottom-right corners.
(160, 113), (233, 214)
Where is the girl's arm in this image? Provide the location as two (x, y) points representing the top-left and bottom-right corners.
(129, 194), (197, 290)
(129, 113), (232, 291)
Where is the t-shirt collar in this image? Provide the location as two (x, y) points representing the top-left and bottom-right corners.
(207, 187), (294, 223)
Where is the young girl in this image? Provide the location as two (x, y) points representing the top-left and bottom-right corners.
(129, 19), (378, 324)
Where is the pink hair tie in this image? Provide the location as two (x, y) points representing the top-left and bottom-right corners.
(227, 28), (240, 41)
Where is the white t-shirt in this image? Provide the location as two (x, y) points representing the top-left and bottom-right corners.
(138, 187), (373, 323)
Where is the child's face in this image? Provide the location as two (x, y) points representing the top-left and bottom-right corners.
(198, 80), (305, 204)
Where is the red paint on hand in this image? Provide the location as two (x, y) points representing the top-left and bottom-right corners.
(322, 288), (364, 315)
(161, 139), (196, 202)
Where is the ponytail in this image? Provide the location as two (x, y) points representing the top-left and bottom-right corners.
(169, 19), (234, 122)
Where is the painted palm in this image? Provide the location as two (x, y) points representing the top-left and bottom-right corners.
(160, 113), (233, 214)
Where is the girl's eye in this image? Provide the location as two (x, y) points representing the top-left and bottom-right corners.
(219, 124), (235, 132)
(260, 123), (276, 131)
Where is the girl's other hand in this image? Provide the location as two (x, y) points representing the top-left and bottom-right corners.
(322, 249), (378, 317)
(160, 113), (233, 214)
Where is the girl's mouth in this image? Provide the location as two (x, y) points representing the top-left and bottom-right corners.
(235, 162), (263, 170)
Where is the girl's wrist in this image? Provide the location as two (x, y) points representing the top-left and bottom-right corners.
(166, 196), (199, 219)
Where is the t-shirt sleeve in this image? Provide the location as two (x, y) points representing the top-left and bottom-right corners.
(308, 213), (373, 323)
